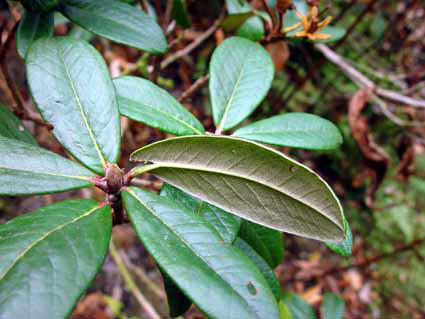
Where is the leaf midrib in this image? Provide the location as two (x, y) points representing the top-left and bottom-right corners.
(0, 165), (93, 181)
(59, 47), (106, 169)
(127, 189), (258, 318)
(216, 46), (252, 132)
(145, 163), (342, 228)
(0, 205), (101, 281)
(120, 96), (203, 135)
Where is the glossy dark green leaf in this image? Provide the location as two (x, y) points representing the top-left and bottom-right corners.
(0, 199), (112, 318)
(61, 0), (167, 54)
(321, 293), (345, 319)
(131, 136), (345, 241)
(234, 237), (281, 300)
(233, 113), (343, 151)
(159, 267), (192, 317)
(16, 10), (54, 58)
(239, 220), (283, 268)
(0, 104), (37, 145)
(237, 16), (265, 41)
(20, 0), (61, 13)
(26, 37), (121, 175)
(122, 187), (280, 319)
(114, 76), (204, 136)
(325, 215), (352, 257)
(221, 12), (254, 31)
(172, 0), (191, 28)
(282, 292), (316, 319)
(160, 183), (241, 243)
(209, 37), (274, 131)
(0, 136), (95, 195)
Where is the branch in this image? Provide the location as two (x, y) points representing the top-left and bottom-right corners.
(109, 240), (161, 319)
(160, 15), (223, 70)
(179, 74), (209, 102)
(315, 43), (425, 108)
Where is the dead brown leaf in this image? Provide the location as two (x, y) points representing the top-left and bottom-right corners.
(348, 89), (390, 207)
(266, 41), (290, 74)
(70, 293), (112, 319)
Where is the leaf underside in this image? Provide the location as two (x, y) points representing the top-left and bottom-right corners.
(123, 187), (280, 319)
(131, 135), (345, 241)
(0, 104), (37, 145)
(0, 200), (112, 319)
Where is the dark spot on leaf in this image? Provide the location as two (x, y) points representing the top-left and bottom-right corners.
(289, 166), (297, 173)
(246, 281), (257, 295)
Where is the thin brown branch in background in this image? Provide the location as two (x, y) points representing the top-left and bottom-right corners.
(179, 74), (209, 102)
(160, 15), (223, 70)
(140, 0), (148, 12)
(0, 22), (53, 130)
(261, 0), (277, 30)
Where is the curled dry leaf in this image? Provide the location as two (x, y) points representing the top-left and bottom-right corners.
(348, 89), (390, 207)
(266, 41), (289, 74)
(396, 137), (418, 182)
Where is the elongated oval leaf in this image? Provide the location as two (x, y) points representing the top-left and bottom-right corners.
(209, 37), (274, 131)
(17, 10), (54, 58)
(321, 293), (345, 319)
(160, 183), (241, 243)
(234, 237), (281, 300)
(61, 0), (167, 54)
(239, 220), (283, 268)
(114, 76), (204, 136)
(26, 37), (121, 174)
(0, 199), (112, 318)
(172, 0), (191, 28)
(233, 113), (343, 151)
(0, 136), (95, 195)
(131, 136), (345, 241)
(122, 187), (280, 319)
(0, 104), (37, 145)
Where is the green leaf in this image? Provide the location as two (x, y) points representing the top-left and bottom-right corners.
(325, 215), (352, 257)
(172, 0), (191, 28)
(239, 220), (283, 268)
(221, 12), (255, 32)
(159, 267), (192, 317)
(114, 76), (204, 136)
(317, 26), (346, 43)
(282, 292), (316, 319)
(61, 0), (167, 54)
(209, 37), (274, 131)
(237, 16), (265, 41)
(0, 136), (95, 195)
(0, 104), (37, 145)
(131, 135), (345, 241)
(26, 37), (121, 175)
(233, 113), (343, 151)
(0, 199), (112, 318)
(16, 10), (54, 58)
(69, 25), (94, 42)
(234, 237), (281, 300)
(279, 300), (292, 319)
(122, 187), (280, 319)
(160, 183), (241, 243)
(321, 293), (345, 319)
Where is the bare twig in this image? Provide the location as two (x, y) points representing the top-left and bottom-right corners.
(160, 15), (223, 70)
(131, 178), (163, 191)
(261, 0), (277, 30)
(179, 74), (209, 102)
(109, 240), (161, 319)
(315, 43), (425, 108)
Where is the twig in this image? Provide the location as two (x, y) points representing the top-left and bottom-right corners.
(179, 74), (209, 102)
(131, 178), (163, 191)
(261, 0), (277, 30)
(160, 15), (223, 70)
(315, 43), (425, 108)
(109, 240), (161, 319)
(0, 22), (53, 129)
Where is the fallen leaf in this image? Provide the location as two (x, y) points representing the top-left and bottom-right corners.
(348, 89), (390, 207)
